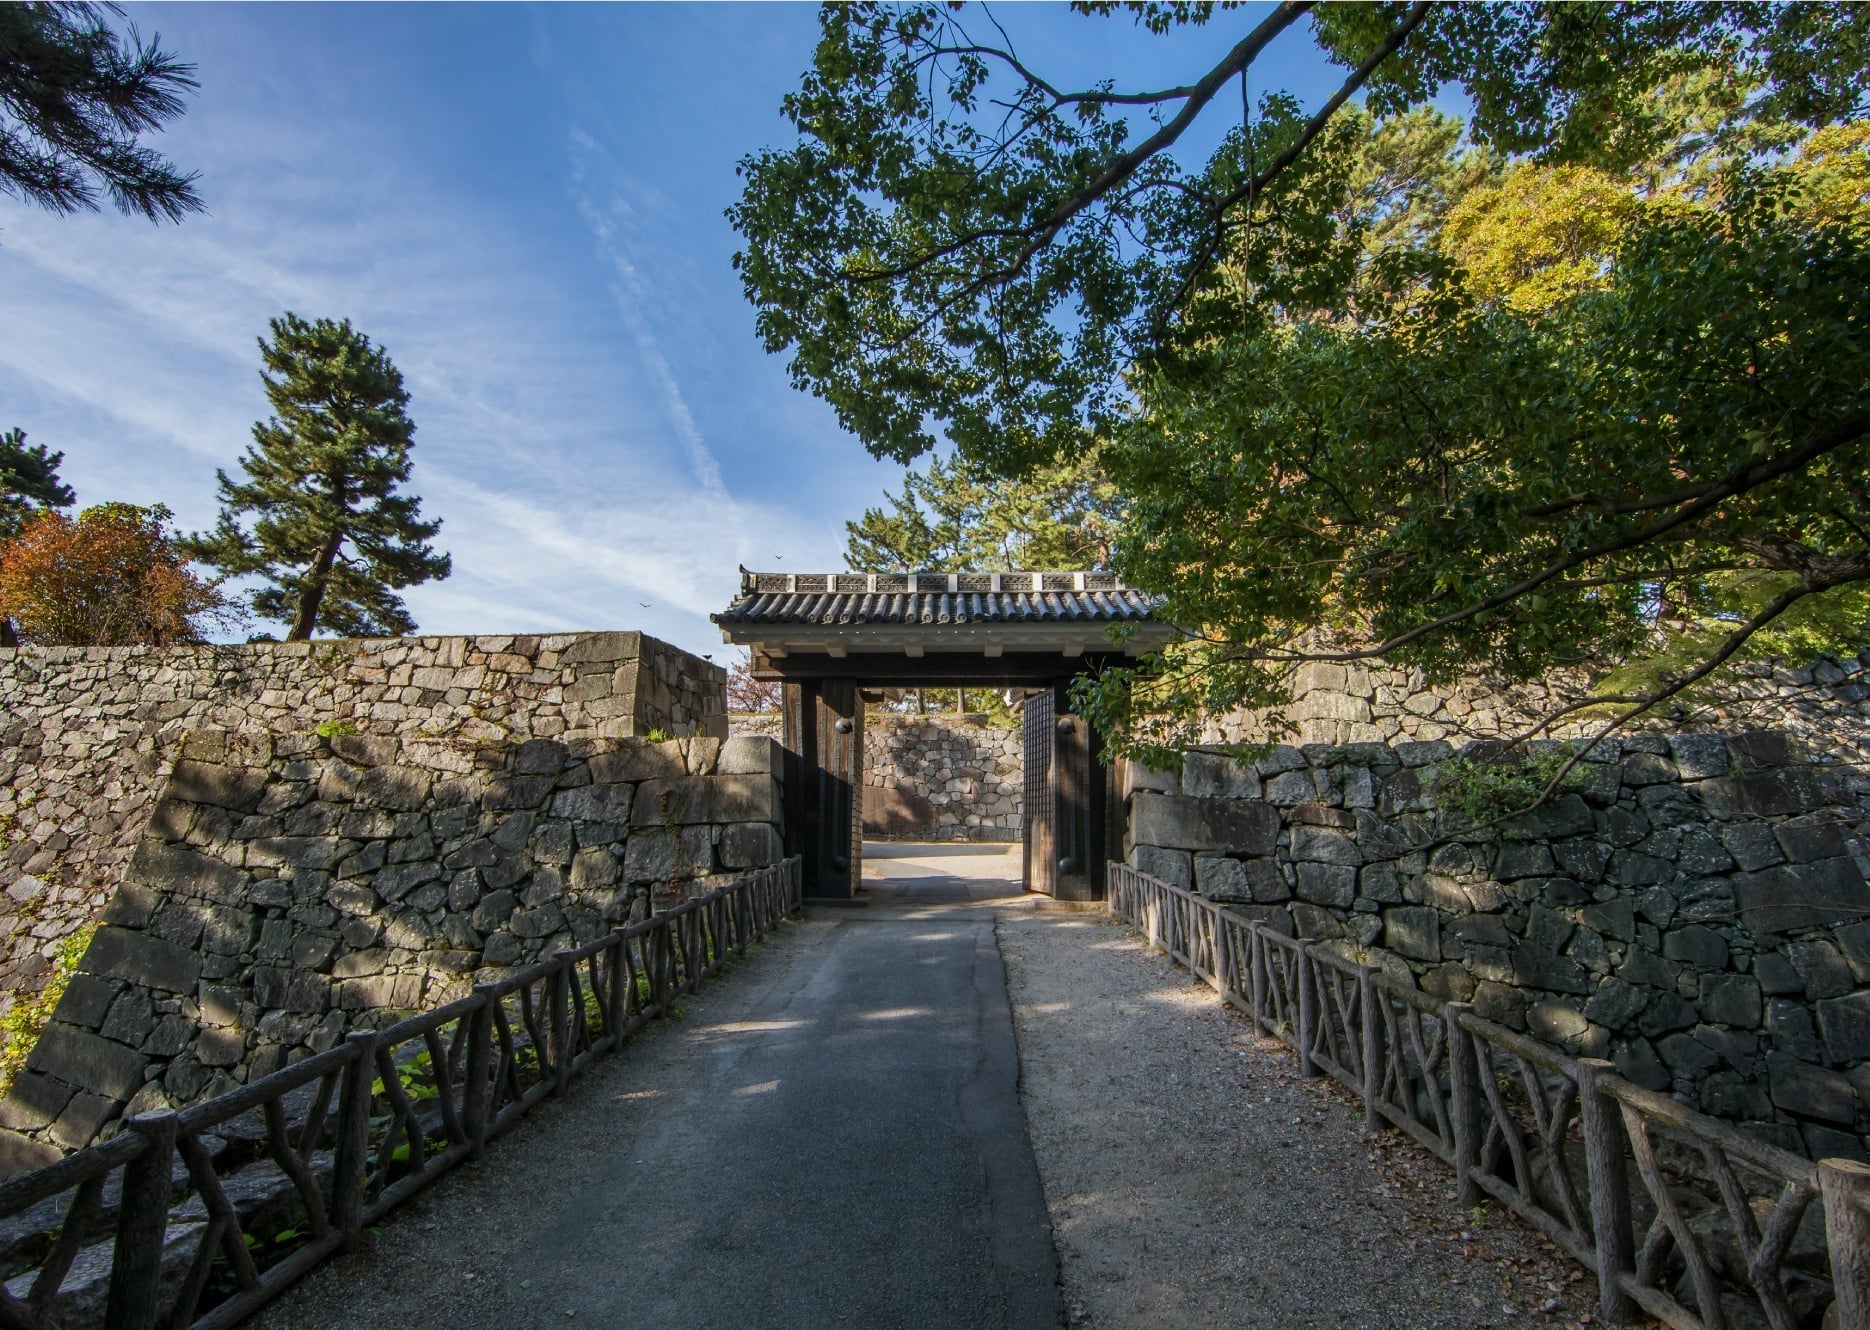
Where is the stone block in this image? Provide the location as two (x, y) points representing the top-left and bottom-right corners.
(1700, 975), (1763, 1028)
(1614, 1038), (1670, 1090)
(1193, 857), (1250, 902)
(1516, 945), (1593, 996)
(1638, 992), (1699, 1039)
(1529, 1000), (1589, 1044)
(1657, 1032), (1721, 1076)
(1358, 862), (1403, 904)
(49, 1091), (117, 1150)
(99, 883), (161, 930)
(1384, 906), (1441, 962)
(1473, 982), (1526, 1029)
(719, 824), (781, 870)
(26, 1023), (147, 1101)
(328, 734), (399, 767)
(1818, 991), (1870, 1063)
(1668, 734), (1730, 781)
(1755, 951), (1803, 996)
(79, 926), (200, 994)
(1768, 1052), (1856, 1124)
(482, 775), (554, 811)
(167, 760), (268, 813)
(514, 739), (568, 775)
(1790, 940), (1854, 1001)
(1290, 826), (1361, 866)
(246, 837), (347, 871)
(1498, 795), (1594, 841)
(559, 631), (641, 664)
(717, 737), (783, 777)
(1585, 978), (1646, 1030)
(99, 991), (157, 1048)
(623, 827), (713, 882)
(1295, 862), (1355, 908)
(1181, 753), (1259, 800)
(1777, 821), (1851, 865)
(1700, 769), (1827, 819)
(1769, 1000), (1825, 1062)
(254, 966), (330, 1014)
(1662, 926), (1729, 971)
(127, 840), (246, 903)
(195, 1027), (244, 1068)
(1580, 898), (1636, 943)
(1736, 858), (1870, 933)
(630, 775), (779, 827)
(588, 741), (687, 784)
(1128, 793), (1279, 854)
(1132, 846), (1192, 890)
(56, 974), (121, 1029)
(1719, 822), (1784, 871)
(1261, 771), (1317, 805)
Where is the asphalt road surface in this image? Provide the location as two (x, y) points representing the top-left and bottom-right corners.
(253, 844), (1064, 1330)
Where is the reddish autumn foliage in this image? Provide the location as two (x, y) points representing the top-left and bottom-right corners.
(725, 649), (781, 713)
(0, 503), (234, 646)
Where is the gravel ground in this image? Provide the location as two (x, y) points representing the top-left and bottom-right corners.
(1000, 908), (1616, 1330)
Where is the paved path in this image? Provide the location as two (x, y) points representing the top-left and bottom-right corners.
(254, 844), (1063, 1330)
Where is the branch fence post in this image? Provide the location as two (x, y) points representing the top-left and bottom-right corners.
(1576, 1057), (1636, 1325)
(549, 953), (573, 1095)
(462, 990), (494, 1156)
(1359, 967), (1383, 1131)
(1446, 1002), (1481, 1208)
(1296, 945), (1320, 1076)
(330, 1031), (375, 1246)
(103, 1111), (177, 1330)
(1821, 1157), (1870, 1330)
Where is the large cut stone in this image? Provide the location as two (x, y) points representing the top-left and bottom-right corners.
(1768, 1052), (1856, 1124)
(78, 926), (200, 994)
(166, 760), (268, 813)
(717, 737), (783, 777)
(1735, 858), (1870, 933)
(551, 783), (634, 824)
(1817, 991), (1870, 1064)
(1294, 862), (1355, 908)
(560, 631), (642, 664)
(1132, 846), (1192, 889)
(127, 840), (246, 903)
(1499, 795), (1594, 841)
(630, 775), (779, 827)
(26, 1023), (147, 1101)
(1128, 793), (1279, 854)
(589, 741), (688, 784)
(1289, 825), (1361, 866)
(719, 823), (781, 870)
(1181, 752), (1260, 800)
(1384, 906), (1441, 962)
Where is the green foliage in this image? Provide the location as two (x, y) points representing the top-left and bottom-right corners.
(183, 314), (451, 641)
(0, 3), (203, 225)
(732, 2), (1870, 475)
(1430, 747), (1584, 826)
(644, 727), (674, 744)
(0, 429), (74, 543)
(845, 449), (1123, 572)
(0, 927), (95, 1096)
(314, 718), (357, 739)
(1080, 138), (1870, 760)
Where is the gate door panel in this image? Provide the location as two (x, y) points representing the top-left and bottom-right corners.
(1022, 689), (1055, 895)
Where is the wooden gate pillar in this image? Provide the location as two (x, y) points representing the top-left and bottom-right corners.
(785, 678), (862, 898)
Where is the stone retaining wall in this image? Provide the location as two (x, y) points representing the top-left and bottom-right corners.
(0, 633), (725, 1015)
(862, 715), (1022, 842)
(0, 729), (782, 1174)
(1213, 652), (1870, 772)
(1123, 732), (1870, 1160)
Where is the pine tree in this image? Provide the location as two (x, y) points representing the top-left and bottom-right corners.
(0, 426), (75, 644)
(185, 315), (450, 640)
(0, 3), (203, 226)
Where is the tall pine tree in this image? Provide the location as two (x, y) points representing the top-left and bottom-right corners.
(0, 426), (75, 645)
(186, 315), (450, 640)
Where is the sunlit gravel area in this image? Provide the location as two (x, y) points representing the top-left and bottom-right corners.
(1000, 908), (1619, 1330)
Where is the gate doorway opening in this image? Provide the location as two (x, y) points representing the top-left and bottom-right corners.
(713, 570), (1174, 901)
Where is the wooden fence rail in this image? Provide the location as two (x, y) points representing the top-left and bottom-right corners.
(1109, 861), (1861, 1330)
(0, 857), (803, 1330)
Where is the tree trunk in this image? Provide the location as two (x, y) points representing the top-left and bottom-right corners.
(288, 529), (345, 641)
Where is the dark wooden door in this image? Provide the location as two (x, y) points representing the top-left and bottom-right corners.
(1022, 689), (1055, 895)
(784, 678), (863, 898)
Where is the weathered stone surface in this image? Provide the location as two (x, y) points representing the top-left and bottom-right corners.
(588, 741), (687, 784)
(166, 761), (268, 813)
(26, 1024), (146, 1100)
(1817, 991), (1870, 1063)
(78, 926), (201, 994)
(1699, 975), (1763, 1029)
(1768, 1052), (1856, 1124)
(1132, 846), (1192, 890)
(719, 823), (781, 870)
(1290, 826), (1361, 866)
(551, 784), (634, 825)
(127, 840), (246, 903)
(631, 775), (779, 827)
(1128, 793), (1279, 854)
(1181, 752), (1260, 800)
(1735, 858), (1870, 933)
(1384, 907), (1441, 962)
(1295, 862), (1356, 908)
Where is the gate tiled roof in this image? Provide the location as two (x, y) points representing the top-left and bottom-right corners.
(714, 569), (1159, 627)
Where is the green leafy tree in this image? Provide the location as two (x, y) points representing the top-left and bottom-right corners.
(732, 1), (1870, 475)
(185, 315), (450, 640)
(0, 2), (203, 227)
(846, 451), (1122, 572)
(1080, 144), (1870, 764)
(0, 427), (74, 644)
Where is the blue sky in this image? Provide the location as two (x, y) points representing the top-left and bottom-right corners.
(0, 3), (1354, 659)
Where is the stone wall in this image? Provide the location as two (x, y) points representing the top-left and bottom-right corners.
(0, 728), (783, 1173)
(862, 715), (1022, 842)
(0, 633), (725, 1014)
(1212, 652), (1870, 773)
(1123, 732), (1870, 1161)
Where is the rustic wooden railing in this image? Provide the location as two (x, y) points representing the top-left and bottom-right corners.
(0, 857), (802, 1330)
(1110, 861), (1870, 1330)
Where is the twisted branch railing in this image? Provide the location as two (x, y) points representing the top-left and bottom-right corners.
(1110, 861), (1870, 1330)
(0, 857), (802, 1330)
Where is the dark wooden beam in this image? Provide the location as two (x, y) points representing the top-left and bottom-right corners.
(751, 651), (1131, 685)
